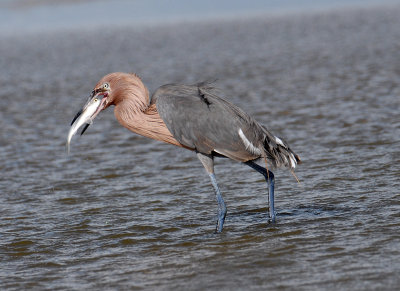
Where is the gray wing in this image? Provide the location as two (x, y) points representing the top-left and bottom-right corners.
(152, 83), (266, 162)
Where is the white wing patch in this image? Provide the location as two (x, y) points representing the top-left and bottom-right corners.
(289, 153), (297, 168)
(275, 136), (296, 168)
(214, 149), (224, 155)
(238, 128), (262, 156)
(275, 137), (285, 147)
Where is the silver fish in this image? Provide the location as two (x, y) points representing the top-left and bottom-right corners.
(67, 95), (106, 153)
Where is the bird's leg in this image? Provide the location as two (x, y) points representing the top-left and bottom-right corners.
(244, 161), (276, 223)
(209, 173), (227, 233)
(197, 153), (227, 233)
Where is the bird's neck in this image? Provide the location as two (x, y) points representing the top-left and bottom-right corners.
(114, 96), (185, 148)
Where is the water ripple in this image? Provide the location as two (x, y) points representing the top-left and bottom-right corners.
(1, 5), (400, 290)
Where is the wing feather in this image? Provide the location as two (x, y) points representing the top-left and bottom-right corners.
(153, 83), (264, 161)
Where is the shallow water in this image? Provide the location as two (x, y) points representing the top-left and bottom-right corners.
(1, 5), (400, 290)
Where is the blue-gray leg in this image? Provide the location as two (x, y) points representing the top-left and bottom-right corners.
(245, 161), (276, 222)
(209, 173), (227, 233)
(197, 153), (227, 233)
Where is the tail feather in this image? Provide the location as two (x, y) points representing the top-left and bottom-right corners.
(262, 127), (301, 170)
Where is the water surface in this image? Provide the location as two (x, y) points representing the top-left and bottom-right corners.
(1, 4), (400, 290)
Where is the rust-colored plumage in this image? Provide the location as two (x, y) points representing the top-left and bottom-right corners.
(95, 73), (186, 148)
(68, 72), (301, 233)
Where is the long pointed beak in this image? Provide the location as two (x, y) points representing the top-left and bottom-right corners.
(67, 94), (107, 153)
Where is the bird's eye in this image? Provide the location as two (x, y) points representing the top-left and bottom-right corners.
(94, 98), (98, 102)
(104, 83), (109, 89)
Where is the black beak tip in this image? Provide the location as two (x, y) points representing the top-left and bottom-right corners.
(71, 109), (83, 126)
(80, 123), (90, 135)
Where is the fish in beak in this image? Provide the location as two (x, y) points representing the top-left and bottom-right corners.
(67, 92), (108, 153)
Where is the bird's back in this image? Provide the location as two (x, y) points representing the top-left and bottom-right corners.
(152, 83), (300, 168)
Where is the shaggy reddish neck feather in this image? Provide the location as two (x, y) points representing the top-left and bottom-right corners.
(105, 73), (185, 148)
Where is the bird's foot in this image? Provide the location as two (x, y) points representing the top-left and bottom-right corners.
(215, 209), (227, 233)
(268, 212), (276, 224)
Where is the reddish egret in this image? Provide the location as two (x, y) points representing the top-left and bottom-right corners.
(67, 72), (301, 232)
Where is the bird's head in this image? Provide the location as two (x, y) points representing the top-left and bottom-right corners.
(66, 72), (147, 153)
